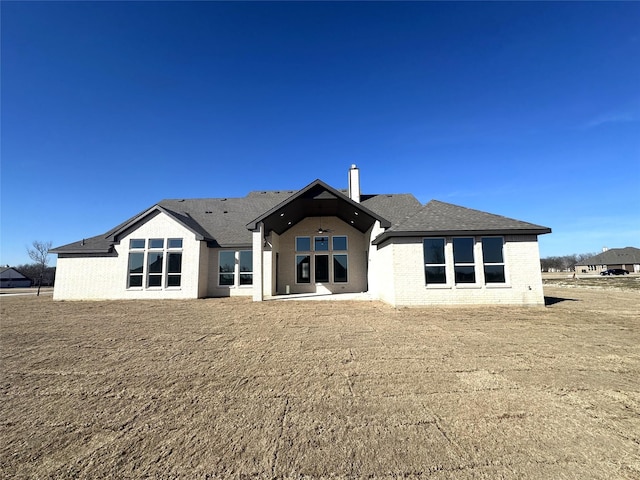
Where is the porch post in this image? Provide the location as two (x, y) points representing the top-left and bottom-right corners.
(252, 222), (264, 301)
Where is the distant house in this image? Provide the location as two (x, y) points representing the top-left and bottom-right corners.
(52, 166), (551, 306)
(0, 267), (32, 288)
(575, 247), (640, 274)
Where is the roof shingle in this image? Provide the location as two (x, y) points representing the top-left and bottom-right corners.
(52, 188), (551, 254)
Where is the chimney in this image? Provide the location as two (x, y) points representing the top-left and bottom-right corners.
(602, 246), (608, 252)
(348, 164), (361, 203)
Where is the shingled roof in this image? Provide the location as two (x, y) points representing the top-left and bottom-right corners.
(52, 188), (550, 255)
(52, 188), (422, 253)
(575, 247), (640, 266)
(372, 200), (551, 245)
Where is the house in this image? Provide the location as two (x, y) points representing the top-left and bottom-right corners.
(51, 166), (551, 306)
(0, 267), (33, 288)
(574, 247), (640, 274)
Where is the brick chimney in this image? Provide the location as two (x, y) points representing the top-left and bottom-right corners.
(348, 164), (361, 203)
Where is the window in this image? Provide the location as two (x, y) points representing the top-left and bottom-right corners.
(167, 253), (182, 287)
(296, 255), (311, 283)
(314, 236), (329, 251)
(149, 238), (164, 249)
(219, 251), (235, 286)
(296, 237), (311, 252)
(168, 238), (183, 249)
(127, 238), (182, 289)
(423, 238), (446, 284)
(239, 251), (253, 286)
(295, 235), (348, 285)
(147, 252), (164, 287)
(219, 250), (254, 287)
(315, 255), (329, 283)
(333, 236), (347, 251)
(333, 254), (348, 282)
(453, 237), (476, 283)
(482, 237), (505, 283)
(128, 252), (144, 287)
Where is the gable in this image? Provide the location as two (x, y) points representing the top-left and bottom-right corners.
(0, 268), (31, 280)
(52, 180), (550, 256)
(246, 180), (391, 235)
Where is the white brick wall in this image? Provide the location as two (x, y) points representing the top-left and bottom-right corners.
(375, 235), (545, 306)
(54, 212), (204, 300)
(54, 208), (546, 307)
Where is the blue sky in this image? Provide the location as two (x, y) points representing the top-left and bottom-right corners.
(2, 1), (639, 267)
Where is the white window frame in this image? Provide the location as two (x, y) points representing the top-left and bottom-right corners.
(296, 254), (311, 284)
(332, 236), (348, 251)
(422, 236), (511, 290)
(481, 237), (507, 286)
(218, 250), (254, 288)
(126, 238), (183, 290)
(333, 254), (348, 283)
(238, 250), (253, 287)
(452, 237), (477, 286)
(314, 236), (329, 252)
(294, 235), (349, 285)
(423, 237), (448, 286)
(295, 236), (311, 252)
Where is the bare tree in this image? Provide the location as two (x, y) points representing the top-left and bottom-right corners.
(27, 240), (52, 296)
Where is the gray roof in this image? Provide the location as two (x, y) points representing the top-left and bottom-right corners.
(575, 247), (640, 266)
(1, 267), (31, 279)
(159, 192), (296, 246)
(52, 185), (550, 255)
(372, 200), (551, 245)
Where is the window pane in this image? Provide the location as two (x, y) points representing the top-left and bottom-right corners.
(168, 253), (182, 273)
(148, 275), (162, 287)
(219, 251), (235, 273)
(219, 274), (234, 286)
(130, 239), (145, 249)
(239, 251), (253, 272)
(167, 275), (181, 287)
(333, 255), (348, 283)
(315, 255), (329, 282)
(296, 255), (310, 283)
(482, 237), (504, 263)
(129, 275), (143, 287)
(128, 253), (144, 274)
(425, 266), (446, 284)
(296, 237), (310, 252)
(455, 266), (476, 283)
(333, 236), (347, 251)
(453, 238), (474, 263)
(239, 273), (253, 285)
(149, 238), (164, 249)
(423, 238), (445, 264)
(314, 236), (329, 251)
(168, 238), (183, 249)
(148, 252), (163, 273)
(484, 265), (505, 283)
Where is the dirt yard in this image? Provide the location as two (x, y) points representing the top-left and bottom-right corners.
(1, 287), (639, 479)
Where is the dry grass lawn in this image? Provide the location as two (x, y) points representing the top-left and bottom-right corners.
(1, 286), (639, 479)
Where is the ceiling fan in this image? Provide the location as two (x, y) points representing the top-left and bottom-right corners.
(316, 217), (332, 235)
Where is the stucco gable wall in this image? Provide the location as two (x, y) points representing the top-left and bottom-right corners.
(384, 234), (545, 306)
(53, 212), (203, 300)
(276, 216), (368, 295)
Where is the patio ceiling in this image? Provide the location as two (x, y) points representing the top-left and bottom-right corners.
(247, 180), (390, 236)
